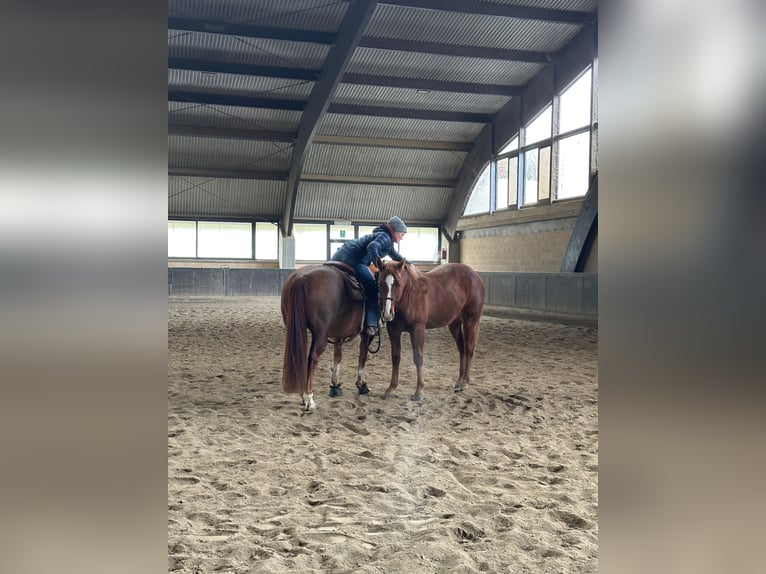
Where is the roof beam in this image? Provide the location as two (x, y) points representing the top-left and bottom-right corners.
(342, 73), (523, 96)
(379, 0), (594, 25)
(313, 134), (470, 151)
(560, 174), (598, 272)
(170, 18), (550, 63)
(281, 0), (379, 236)
(358, 36), (550, 63)
(301, 174), (455, 187)
(168, 125), (297, 142)
(169, 57), (320, 81)
(168, 90), (306, 111)
(168, 91), (491, 122)
(169, 59), (519, 96)
(169, 167), (288, 180)
(328, 103), (492, 123)
(167, 168), (453, 188)
(167, 126), (468, 151)
(168, 17), (336, 44)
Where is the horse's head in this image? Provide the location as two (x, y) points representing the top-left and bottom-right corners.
(376, 257), (408, 322)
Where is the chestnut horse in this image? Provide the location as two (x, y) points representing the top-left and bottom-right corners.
(281, 264), (374, 412)
(376, 259), (485, 401)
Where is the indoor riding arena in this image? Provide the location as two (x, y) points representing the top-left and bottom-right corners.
(168, 1), (599, 573)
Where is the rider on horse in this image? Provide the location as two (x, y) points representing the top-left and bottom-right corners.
(331, 216), (408, 337)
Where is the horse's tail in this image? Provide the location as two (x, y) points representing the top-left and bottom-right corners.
(282, 274), (308, 394)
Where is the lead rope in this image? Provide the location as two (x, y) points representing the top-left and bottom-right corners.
(367, 323), (382, 354)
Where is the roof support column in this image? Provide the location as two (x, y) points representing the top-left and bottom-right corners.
(280, 0), (379, 237)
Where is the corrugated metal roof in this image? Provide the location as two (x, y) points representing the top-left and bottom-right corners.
(368, 4), (582, 52)
(296, 182), (452, 223)
(317, 113), (483, 142)
(169, 0), (346, 31)
(166, 0), (598, 229)
(483, 0), (596, 11)
(169, 175), (285, 219)
(169, 69), (313, 100)
(348, 47), (544, 86)
(168, 31), (329, 69)
(168, 102), (301, 132)
(304, 144), (465, 180)
(169, 135), (291, 171)
(334, 84), (511, 114)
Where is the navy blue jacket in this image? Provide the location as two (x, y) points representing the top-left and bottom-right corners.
(331, 225), (404, 266)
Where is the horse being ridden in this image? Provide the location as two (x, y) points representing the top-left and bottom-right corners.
(280, 264), (374, 412)
(376, 259), (486, 401)
(331, 216), (408, 337)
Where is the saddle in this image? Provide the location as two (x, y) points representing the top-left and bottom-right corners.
(323, 261), (366, 302)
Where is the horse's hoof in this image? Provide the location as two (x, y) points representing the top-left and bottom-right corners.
(453, 386), (464, 393)
(381, 392), (394, 399)
(357, 384), (370, 395)
(328, 385), (343, 397)
(410, 394), (425, 402)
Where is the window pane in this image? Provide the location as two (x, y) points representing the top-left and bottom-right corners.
(330, 224), (354, 240)
(294, 223), (327, 261)
(398, 227), (439, 262)
(557, 132), (591, 199)
(539, 146), (551, 201)
(522, 149), (539, 206)
(255, 222), (278, 260)
(330, 241), (344, 258)
(508, 156), (518, 207)
(168, 221), (196, 257)
(198, 221), (252, 258)
(496, 157), (509, 210)
(463, 164), (491, 215)
(358, 225), (376, 237)
(525, 105), (551, 145)
(560, 68), (592, 133)
(499, 136), (518, 155)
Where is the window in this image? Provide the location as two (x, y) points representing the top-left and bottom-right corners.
(496, 157), (509, 210)
(557, 131), (590, 199)
(525, 105), (551, 145)
(329, 223), (355, 258)
(499, 136), (518, 155)
(538, 146), (551, 201)
(508, 156), (518, 208)
(168, 219), (277, 260)
(398, 227), (439, 262)
(560, 68), (592, 133)
(294, 223), (327, 261)
(522, 149), (539, 206)
(198, 221), (251, 258)
(255, 222), (278, 260)
(463, 164), (491, 215)
(168, 221), (196, 257)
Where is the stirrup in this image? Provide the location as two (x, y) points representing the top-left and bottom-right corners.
(364, 325), (379, 337)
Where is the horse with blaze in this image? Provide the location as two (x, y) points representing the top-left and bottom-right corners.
(376, 258), (485, 401)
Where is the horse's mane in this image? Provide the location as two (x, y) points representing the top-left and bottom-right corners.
(402, 260), (423, 281)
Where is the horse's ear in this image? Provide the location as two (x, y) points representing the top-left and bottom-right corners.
(376, 256), (385, 270)
(397, 258), (406, 269)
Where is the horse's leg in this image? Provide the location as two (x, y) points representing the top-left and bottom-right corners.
(448, 320), (466, 392)
(459, 318), (481, 392)
(410, 325), (427, 402)
(329, 341), (343, 397)
(305, 332), (328, 412)
(382, 325), (402, 398)
(354, 333), (371, 395)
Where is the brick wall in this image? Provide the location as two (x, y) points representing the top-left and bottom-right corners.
(456, 199), (596, 273)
